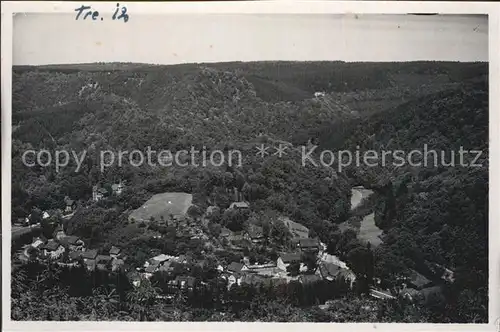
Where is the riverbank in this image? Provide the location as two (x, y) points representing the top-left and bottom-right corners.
(343, 187), (383, 247)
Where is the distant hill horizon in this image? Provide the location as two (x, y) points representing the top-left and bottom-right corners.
(13, 59), (489, 73)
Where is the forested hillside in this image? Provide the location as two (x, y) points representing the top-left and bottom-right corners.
(11, 61), (488, 322)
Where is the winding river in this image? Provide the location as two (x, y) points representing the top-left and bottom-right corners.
(349, 187), (383, 247)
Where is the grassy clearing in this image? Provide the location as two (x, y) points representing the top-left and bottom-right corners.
(358, 213), (383, 247)
(129, 192), (193, 222)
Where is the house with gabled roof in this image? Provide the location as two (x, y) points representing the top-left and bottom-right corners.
(400, 287), (422, 302)
(229, 201), (250, 211)
(42, 240), (65, 259)
(297, 238), (320, 253)
(407, 270), (432, 290)
(82, 249), (98, 261)
(227, 262), (245, 274)
(92, 185), (108, 202)
(109, 246), (121, 258)
(64, 196), (77, 213)
(31, 236), (47, 249)
(151, 254), (170, 264)
(318, 262), (343, 281)
(69, 251), (83, 261)
(60, 235), (85, 251)
(277, 252), (302, 271)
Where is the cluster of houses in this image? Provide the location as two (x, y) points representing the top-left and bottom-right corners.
(367, 266), (453, 303)
(20, 227), (126, 272)
(125, 197), (358, 292)
(130, 246), (357, 293)
(16, 181), (126, 229)
(221, 250), (357, 291)
(130, 253), (195, 289)
(18, 208), (66, 228)
(204, 198), (452, 304)
(203, 199), (359, 290)
(16, 187), (453, 307)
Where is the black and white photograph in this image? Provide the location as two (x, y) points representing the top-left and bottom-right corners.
(1, 1), (498, 330)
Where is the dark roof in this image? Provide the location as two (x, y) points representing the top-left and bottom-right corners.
(109, 246), (121, 255)
(82, 249), (98, 260)
(69, 251), (82, 260)
(409, 270), (432, 288)
(298, 238), (319, 248)
(43, 240), (61, 251)
(280, 252), (302, 263)
(96, 255), (113, 263)
(227, 262), (245, 273)
(61, 235), (81, 245)
(421, 286), (444, 303)
(320, 263), (342, 278)
(401, 288), (422, 300)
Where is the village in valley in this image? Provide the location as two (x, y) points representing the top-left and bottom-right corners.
(8, 10), (489, 321)
(12, 179), (454, 309)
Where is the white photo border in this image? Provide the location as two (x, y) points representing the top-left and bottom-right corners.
(1, 1), (499, 332)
